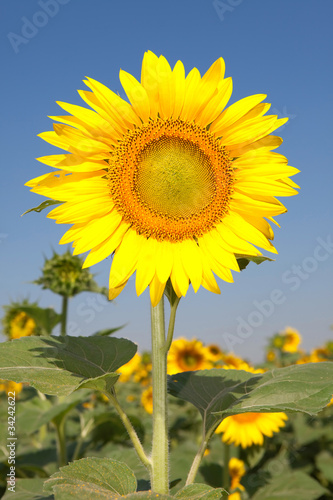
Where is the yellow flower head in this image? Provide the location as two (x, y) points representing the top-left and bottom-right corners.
(9, 311), (36, 339)
(229, 457), (246, 491)
(117, 353), (142, 382)
(26, 51), (298, 306)
(220, 353), (246, 369)
(205, 343), (225, 363)
(0, 380), (23, 396)
(167, 338), (213, 375)
(281, 327), (302, 353)
(216, 411), (288, 449)
(141, 386), (153, 414)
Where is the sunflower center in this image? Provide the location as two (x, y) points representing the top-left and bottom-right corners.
(108, 118), (233, 242)
(135, 137), (215, 218)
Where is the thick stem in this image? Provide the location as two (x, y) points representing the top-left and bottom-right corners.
(60, 296), (68, 337)
(107, 391), (152, 473)
(151, 297), (169, 494)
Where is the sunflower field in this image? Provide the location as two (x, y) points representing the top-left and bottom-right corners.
(0, 250), (333, 500)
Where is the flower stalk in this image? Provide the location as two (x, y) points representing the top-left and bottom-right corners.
(151, 296), (169, 494)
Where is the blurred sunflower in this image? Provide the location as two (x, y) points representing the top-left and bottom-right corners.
(0, 380), (23, 396)
(2, 301), (37, 339)
(26, 51), (298, 306)
(141, 386), (153, 414)
(117, 353), (142, 382)
(281, 326), (301, 353)
(167, 338), (213, 374)
(205, 343), (225, 363)
(216, 411), (288, 449)
(229, 457), (246, 492)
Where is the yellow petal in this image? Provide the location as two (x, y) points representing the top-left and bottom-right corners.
(179, 239), (203, 292)
(82, 222), (130, 268)
(109, 229), (144, 288)
(155, 241), (174, 283)
(211, 94), (266, 135)
(150, 274), (167, 307)
(135, 238), (157, 296)
(119, 70), (150, 123)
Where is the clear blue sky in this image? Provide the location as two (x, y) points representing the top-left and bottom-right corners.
(1, 0), (332, 362)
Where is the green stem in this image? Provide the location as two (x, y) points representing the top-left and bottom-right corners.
(60, 296), (68, 337)
(54, 418), (67, 467)
(72, 416), (95, 462)
(163, 296), (180, 354)
(186, 426), (215, 485)
(106, 391), (152, 473)
(151, 297), (169, 494)
(223, 442), (230, 490)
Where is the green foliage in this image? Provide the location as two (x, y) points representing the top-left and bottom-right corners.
(21, 200), (64, 216)
(168, 363), (333, 434)
(0, 336), (137, 396)
(44, 458), (137, 498)
(174, 483), (227, 498)
(235, 254), (274, 271)
(2, 478), (52, 499)
(250, 470), (328, 500)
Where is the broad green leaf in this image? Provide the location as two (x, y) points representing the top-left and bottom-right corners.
(44, 458), (137, 499)
(175, 483), (227, 499)
(168, 363), (333, 434)
(315, 450), (333, 483)
(236, 254), (274, 271)
(0, 336), (137, 396)
(251, 470), (328, 500)
(22, 199), (63, 216)
(12, 305), (61, 335)
(2, 478), (53, 499)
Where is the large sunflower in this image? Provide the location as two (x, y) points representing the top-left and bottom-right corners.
(26, 51), (299, 306)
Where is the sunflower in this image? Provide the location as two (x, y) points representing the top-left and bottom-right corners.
(229, 457), (246, 491)
(9, 311), (36, 339)
(26, 51), (298, 306)
(0, 380), (23, 396)
(141, 386), (153, 414)
(281, 326), (301, 353)
(216, 410), (288, 449)
(167, 338), (213, 374)
(117, 353), (142, 382)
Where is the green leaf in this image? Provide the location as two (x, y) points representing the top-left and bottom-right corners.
(44, 458), (137, 499)
(315, 450), (333, 483)
(92, 325), (126, 337)
(0, 336), (137, 396)
(175, 483), (227, 499)
(14, 305), (61, 335)
(236, 254), (274, 271)
(22, 199), (64, 216)
(168, 363), (333, 434)
(251, 470), (328, 500)
(2, 478), (53, 499)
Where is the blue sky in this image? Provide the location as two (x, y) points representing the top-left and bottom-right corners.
(1, 0), (332, 362)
